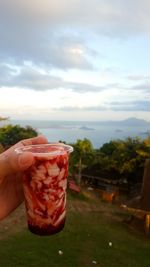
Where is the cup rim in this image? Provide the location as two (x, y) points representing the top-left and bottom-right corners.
(15, 142), (73, 156)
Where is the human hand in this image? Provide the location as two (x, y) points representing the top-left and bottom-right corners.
(0, 135), (48, 220)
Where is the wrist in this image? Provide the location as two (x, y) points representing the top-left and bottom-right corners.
(0, 152), (13, 180)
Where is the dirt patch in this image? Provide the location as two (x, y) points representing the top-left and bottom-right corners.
(0, 203), (27, 240)
(67, 198), (127, 227)
(0, 198), (126, 240)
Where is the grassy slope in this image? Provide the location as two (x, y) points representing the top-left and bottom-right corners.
(0, 194), (150, 267)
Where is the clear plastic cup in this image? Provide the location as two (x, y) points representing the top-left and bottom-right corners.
(15, 143), (73, 236)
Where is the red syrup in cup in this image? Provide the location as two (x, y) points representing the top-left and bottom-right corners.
(15, 143), (73, 236)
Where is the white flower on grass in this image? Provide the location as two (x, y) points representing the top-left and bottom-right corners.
(58, 250), (63, 255)
(108, 242), (112, 247)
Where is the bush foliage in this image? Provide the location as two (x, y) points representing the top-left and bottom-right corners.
(1, 122), (150, 186)
(0, 124), (38, 149)
(70, 136), (150, 185)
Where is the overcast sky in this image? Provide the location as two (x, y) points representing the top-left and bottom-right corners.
(0, 0), (150, 121)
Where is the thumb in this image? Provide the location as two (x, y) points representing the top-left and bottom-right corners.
(17, 152), (34, 171)
(0, 151), (34, 179)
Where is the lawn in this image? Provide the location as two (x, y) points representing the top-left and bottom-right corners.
(0, 192), (150, 267)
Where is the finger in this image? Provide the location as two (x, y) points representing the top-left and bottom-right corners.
(0, 135), (48, 177)
(18, 135), (48, 147)
(14, 151), (34, 172)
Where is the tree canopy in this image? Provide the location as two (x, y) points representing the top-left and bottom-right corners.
(0, 124), (38, 149)
(1, 122), (150, 187)
(69, 138), (95, 184)
(83, 136), (150, 185)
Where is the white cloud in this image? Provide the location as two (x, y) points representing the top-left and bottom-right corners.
(127, 74), (150, 81)
(0, 0), (150, 69)
(0, 0), (150, 121)
(1, 0), (150, 35)
(0, 63), (113, 92)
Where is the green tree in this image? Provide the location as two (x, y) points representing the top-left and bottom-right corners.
(85, 137), (150, 185)
(70, 138), (95, 185)
(69, 135), (150, 191)
(0, 124), (38, 149)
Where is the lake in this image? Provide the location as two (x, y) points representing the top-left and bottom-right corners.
(5, 119), (150, 148)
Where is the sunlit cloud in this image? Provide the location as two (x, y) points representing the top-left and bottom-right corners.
(0, 0), (150, 121)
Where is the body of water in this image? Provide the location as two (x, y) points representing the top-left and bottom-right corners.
(1, 120), (150, 148)
(1, 119), (150, 149)
(38, 124), (150, 148)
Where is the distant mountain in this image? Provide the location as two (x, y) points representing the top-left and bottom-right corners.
(119, 117), (150, 126)
(9, 117), (150, 128)
(100, 117), (150, 127)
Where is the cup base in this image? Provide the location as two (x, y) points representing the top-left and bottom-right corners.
(28, 219), (66, 236)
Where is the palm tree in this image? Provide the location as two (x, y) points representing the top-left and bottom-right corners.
(71, 138), (95, 185)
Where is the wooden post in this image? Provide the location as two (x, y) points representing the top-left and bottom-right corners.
(78, 157), (82, 185)
(140, 159), (150, 211)
(145, 214), (150, 235)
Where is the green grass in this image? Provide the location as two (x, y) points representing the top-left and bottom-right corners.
(67, 190), (89, 201)
(0, 202), (150, 267)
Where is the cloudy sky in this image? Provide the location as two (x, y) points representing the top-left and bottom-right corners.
(0, 0), (150, 121)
